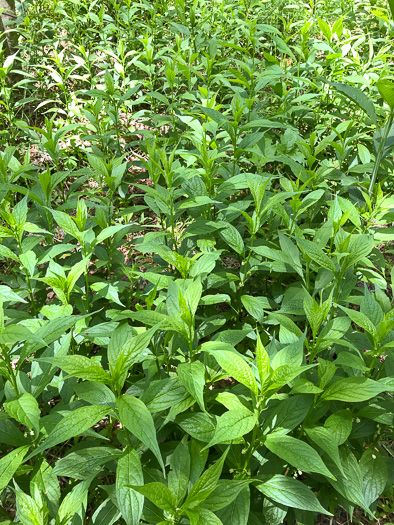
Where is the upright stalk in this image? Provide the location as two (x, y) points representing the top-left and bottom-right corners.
(369, 108), (394, 195)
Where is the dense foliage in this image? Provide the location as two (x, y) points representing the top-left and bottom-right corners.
(1, 0), (394, 523)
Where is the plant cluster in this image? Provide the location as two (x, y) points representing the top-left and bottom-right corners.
(1, 0), (394, 523)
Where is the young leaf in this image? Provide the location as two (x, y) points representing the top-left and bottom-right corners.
(14, 482), (46, 525)
(202, 343), (258, 397)
(256, 332), (270, 387)
(183, 448), (228, 510)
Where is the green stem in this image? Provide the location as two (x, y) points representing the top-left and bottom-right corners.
(82, 244), (91, 313)
(1, 347), (19, 396)
(241, 233), (255, 285)
(17, 237), (37, 316)
(369, 109), (394, 195)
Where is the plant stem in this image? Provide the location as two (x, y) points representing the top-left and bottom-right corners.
(1, 346), (19, 396)
(369, 109), (394, 195)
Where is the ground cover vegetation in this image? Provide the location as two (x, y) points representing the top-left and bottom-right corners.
(0, 0), (394, 523)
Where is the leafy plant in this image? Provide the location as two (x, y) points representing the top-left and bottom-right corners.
(0, 0), (393, 523)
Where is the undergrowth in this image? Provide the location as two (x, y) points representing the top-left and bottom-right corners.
(1, 0), (394, 523)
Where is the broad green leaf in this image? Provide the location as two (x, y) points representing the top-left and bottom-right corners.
(216, 485), (250, 525)
(205, 408), (257, 449)
(178, 361), (206, 411)
(111, 323), (162, 389)
(116, 447), (144, 525)
(343, 235), (374, 269)
(177, 412), (216, 442)
(52, 447), (123, 479)
(129, 483), (176, 512)
(360, 448), (388, 507)
(257, 475), (331, 514)
(0, 245), (20, 263)
(219, 223), (244, 255)
(201, 480), (250, 512)
(327, 451), (374, 519)
(37, 355), (110, 383)
(202, 343), (258, 397)
(388, 0), (394, 19)
(168, 437), (190, 505)
(317, 18), (331, 42)
(19, 250), (37, 277)
(74, 382), (116, 406)
(256, 332), (270, 386)
(296, 238), (336, 272)
(14, 482), (45, 525)
(0, 324), (35, 345)
(269, 364), (316, 390)
(140, 377), (188, 413)
(264, 433), (334, 478)
(91, 499), (120, 525)
(26, 405), (109, 460)
(324, 410), (353, 445)
(0, 446), (28, 494)
(50, 209), (81, 239)
(5, 393), (40, 436)
(117, 395), (164, 473)
(186, 508), (224, 525)
(55, 476), (92, 525)
(305, 426), (344, 475)
(322, 377), (386, 402)
(261, 395), (313, 435)
(377, 79), (394, 109)
(271, 337), (304, 369)
(290, 378), (323, 394)
(338, 305), (377, 339)
(241, 295), (270, 323)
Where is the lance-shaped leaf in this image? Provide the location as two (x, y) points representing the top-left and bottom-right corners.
(178, 361), (206, 411)
(264, 433), (335, 479)
(5, 393), (40, 436)
(0, 446), (29, 494)
(257, 475), (332, 515)
(116, 448), (144, 525)
(26, 405), (110, 460)
(323, 80), (377, 124)
(117, 395), (164, 473)
(204, 408), (257, 449)
(37, 355), (110, 383)
(202, 342), (258, 397)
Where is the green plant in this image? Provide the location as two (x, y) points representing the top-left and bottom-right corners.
(0, 0), (393, 523)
